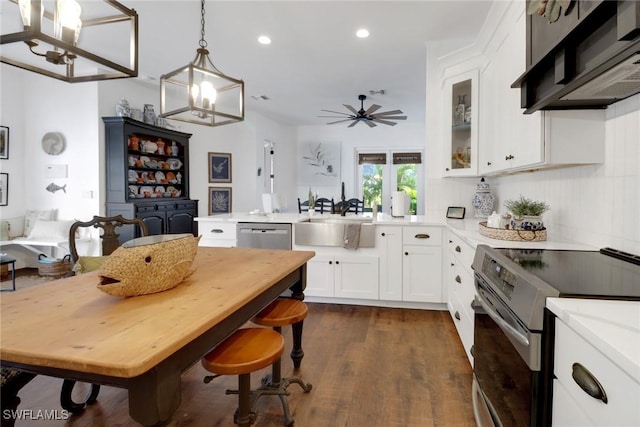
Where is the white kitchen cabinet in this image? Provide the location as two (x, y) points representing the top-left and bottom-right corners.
(446, 231), (476, 366)
(479, 4), (604, 175)
(443, 69), (479, 177)
(402, 226), (443, 303)
(196, 220), (237, 247)
(376, 226), (403, 301)
(552, 319), (640, 426)
(305, 253), (379, 300)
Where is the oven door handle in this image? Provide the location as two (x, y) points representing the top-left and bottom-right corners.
(475, 295), (530, 347)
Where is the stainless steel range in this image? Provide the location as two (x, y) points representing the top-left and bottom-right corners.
(471, 245), (640, 427)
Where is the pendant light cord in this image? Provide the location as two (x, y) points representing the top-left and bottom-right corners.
(199, 0), (208, 49)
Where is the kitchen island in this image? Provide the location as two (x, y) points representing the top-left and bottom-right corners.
(0, 247), (314, 426)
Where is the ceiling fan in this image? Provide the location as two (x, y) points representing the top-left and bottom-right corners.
(320, 94), (407, 127)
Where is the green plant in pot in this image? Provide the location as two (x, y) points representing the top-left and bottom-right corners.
(504, 196), (549, 230)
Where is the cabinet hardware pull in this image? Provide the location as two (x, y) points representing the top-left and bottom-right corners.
(454, 311), (461, 320)
(451, 263), (455, 267)
(487, 162), (492, 166)
(445, 167), (450, 171)
(211, 229), (223, 233)
(455, 275), (462, 284)
(329, 261), (332, 265)
(414, 234), (430, 239)
(572, 363), (608, 404)
(449, 240), (452, 243)
(381, 232), (386, 237)
(335, 261), (340, 265)
(470, 345), (474, 357)
(404, 252), (409, 256)
(455, 245), (461, 253)
(505, 154), (515, 160)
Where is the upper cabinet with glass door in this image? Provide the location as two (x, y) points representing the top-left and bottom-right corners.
(443, 69), (479, 177)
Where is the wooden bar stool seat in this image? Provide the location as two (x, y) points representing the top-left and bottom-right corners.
(251, 299), (313, 426)
(202, 328), (284, 427)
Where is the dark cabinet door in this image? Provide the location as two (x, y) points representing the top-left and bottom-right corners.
(139, 212), (165, 236)
(167, 211), (196, 234)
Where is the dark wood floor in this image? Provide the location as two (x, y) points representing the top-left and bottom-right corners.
(10, 303), (475, 426)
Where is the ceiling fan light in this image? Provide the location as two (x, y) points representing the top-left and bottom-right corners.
(258, 35), (271, 45)
(356, 28), (369, 38)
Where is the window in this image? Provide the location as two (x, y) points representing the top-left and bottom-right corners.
(357, 150), (424, 215)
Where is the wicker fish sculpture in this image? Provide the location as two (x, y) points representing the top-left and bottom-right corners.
(97, 234), (200, 297)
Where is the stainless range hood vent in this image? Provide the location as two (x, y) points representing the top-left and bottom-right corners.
(561, 54), (640, 100)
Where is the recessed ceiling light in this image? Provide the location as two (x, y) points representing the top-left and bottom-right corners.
(356, 28), (370, 38)
(258, 35), (271, 45)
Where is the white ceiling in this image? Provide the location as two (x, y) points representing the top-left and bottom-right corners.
(6, 0), (495, 127)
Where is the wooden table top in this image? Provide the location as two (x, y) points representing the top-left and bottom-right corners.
(0, 247), (314, 378)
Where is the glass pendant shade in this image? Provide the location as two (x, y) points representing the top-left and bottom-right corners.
(1, 0), (138, 83)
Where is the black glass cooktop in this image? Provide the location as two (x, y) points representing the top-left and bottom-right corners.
(495, 247), (640, 300)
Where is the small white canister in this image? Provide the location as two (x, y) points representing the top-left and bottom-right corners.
(487, 211), (505, 229)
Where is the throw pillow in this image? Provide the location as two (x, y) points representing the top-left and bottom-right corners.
(24, 209), (57, 237)
(0, 221), (8, 241)
(4, 217), (25, 238)
(27, 219), (75, 241)
(73, 256), (108, 274)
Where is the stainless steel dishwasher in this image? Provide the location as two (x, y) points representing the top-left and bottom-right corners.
(236, 222), (292, 249)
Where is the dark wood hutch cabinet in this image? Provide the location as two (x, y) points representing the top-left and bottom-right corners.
(103, 117), (198, 243)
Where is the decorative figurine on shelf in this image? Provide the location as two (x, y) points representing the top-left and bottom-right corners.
(143, 104), (156, 125)
(454, 95), (466, 125)
(472, 177), (495, 219)
(116, 98), (131, 117)
(452, 146), (471, 169)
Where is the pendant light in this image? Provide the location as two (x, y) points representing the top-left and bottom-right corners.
(159, 0), (244, 127)
(1, 0), (138, 83)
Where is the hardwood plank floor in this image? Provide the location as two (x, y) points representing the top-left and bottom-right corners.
(8, 303), (475, 426)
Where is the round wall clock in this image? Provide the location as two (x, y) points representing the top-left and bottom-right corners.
(41, 132), (66, 155)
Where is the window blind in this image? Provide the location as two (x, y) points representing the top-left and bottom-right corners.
(358, 153), (387, 165)
(392, 152), (422, 164)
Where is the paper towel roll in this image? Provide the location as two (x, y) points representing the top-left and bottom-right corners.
(391, 191), (410, 217)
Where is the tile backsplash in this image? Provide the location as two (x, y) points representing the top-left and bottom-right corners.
(430, 94), (639, 254)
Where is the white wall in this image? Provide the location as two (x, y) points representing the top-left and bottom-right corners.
(295, 123), (425, 208)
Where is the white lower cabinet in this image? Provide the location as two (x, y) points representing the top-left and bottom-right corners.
(377, 226), (403, 301)
(196, 221), (237, 247)
(305, 254), (379, 300)
(552, 320), (640, 426)
(446, 231), (476, 366)
(402, 226), (443, 303)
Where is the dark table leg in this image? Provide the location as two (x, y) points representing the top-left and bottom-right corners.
(127, 364), (182, 426)
(289, 264), (306, 369)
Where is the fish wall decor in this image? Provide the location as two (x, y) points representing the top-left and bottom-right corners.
(97, 234), (200, 297)
(45, 182), (67, 193)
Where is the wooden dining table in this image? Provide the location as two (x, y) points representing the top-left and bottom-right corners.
(0, 247), (314, 426)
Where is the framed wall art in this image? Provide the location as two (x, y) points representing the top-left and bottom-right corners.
(0, 173), (8, 206)
(0, 126), (9, 159)
(208, 187), (232, 215)
(208, 152), (232, 183)
(297, 141), (341, 186)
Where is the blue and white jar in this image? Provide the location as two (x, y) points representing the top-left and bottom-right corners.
(510, 215), (544, 231)
(472, 177), (495, 219)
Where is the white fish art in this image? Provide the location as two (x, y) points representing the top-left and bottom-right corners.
(45, 182), (67, 193)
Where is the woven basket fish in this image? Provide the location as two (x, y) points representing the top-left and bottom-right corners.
(97, 234), (200, 297)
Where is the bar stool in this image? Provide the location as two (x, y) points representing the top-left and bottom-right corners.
(202, 328), (284, 427)
(251, 298), (313, 426)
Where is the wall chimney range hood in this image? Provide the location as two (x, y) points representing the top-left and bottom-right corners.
(512, 0), (640, 114)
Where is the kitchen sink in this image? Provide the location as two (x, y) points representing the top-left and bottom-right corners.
(294, 216), (376, 247)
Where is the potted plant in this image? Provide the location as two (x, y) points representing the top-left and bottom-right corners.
(504, 196), (549, 230)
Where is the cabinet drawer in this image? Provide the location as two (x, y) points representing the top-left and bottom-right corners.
(136, 204), (158, 213)
(402, 226), (442, 246)
(447, 231), (475, 273)
(199, 238), (236, 248)
(450, 261), (475, 317)
(554, 321), (640, 425)
(200, 222), (237, 240)
(176, 201), (196, 210)
(448, 290), (474, 366)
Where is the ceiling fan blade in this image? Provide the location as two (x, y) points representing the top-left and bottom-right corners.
(374, 115), (407, 120)
(343, 104), (359, 115)
(364, 104), (382, 115)
(372, 118), (398, 126)
(327, 118), (356, 125)
(364, 120), (377, 128)
(348, 120), (359, 128)
(374, 109), (403, 116)
(321, 109), (352, 116)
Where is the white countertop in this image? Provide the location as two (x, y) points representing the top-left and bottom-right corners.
(546, 298), (640, 384)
